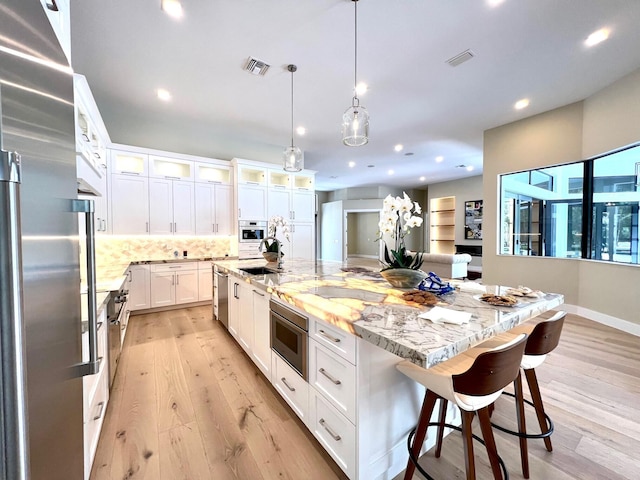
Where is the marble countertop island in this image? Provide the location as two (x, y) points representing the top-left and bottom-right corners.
(214, 258), (564, 368)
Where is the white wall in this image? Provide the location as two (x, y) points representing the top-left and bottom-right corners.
(483, 67), (640, 325)
(347, 212), (380, 257)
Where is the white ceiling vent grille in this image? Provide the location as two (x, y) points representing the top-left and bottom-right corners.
(244, 57), (270, 76)
(446, 49), (475, 67)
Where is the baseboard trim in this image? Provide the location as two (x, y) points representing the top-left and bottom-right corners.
(130, 300), (211, 316)
(563, 303), (640, 337)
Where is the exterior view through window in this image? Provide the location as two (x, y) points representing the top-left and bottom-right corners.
(500, 145), (640, 265)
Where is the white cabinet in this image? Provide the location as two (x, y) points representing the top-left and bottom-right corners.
(272, 353), (309, 425)
(237, 281), (254, 353)
(309, 389), (356, 480)
(291, 190), (316, 223)
(110, 150), (149, 176)
(291, 223), (315, 260)
(127, 265), (151, 311)
(198, 262), (212, 301)
(149, 178), (195, 235)
(149, 155), (194, 181)
(309, 340), (357, 424)
(150, 263), (199, 308)
(251, 289), (271, 379)
(195, 183), (233, 235)
(82, 308), (109, 480)
(238, 184), (267, 220)
(40, 0), (71, 64)
(228, 277), (241, 339)
(267, 188), (291, 220)
(110, 174), (149, 234)
(74, 75), (108, 172)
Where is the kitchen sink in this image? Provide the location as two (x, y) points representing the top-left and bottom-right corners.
(240, 266), (279, 275)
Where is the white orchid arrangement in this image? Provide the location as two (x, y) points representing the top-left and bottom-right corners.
(377, 192), (424, 270)
(265, 215), (290, 253)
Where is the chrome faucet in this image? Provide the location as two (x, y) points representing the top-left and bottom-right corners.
(259, 236), (283, 270)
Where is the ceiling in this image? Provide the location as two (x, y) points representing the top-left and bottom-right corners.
(70, 0), (640, 191)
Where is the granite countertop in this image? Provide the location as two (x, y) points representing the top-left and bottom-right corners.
(214, 258), (564, 368)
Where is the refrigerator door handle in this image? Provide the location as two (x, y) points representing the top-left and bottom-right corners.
(71, 199), (100, 377)
(0, 149), (30, 480)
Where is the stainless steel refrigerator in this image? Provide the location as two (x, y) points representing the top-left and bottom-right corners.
(1, 1), (99, 479)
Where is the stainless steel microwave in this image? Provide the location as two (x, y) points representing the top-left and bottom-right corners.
(239, 220), (267, 243)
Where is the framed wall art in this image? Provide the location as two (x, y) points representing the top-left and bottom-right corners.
(465, 200), (483, 240)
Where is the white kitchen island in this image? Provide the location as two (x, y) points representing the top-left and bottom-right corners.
(213, 258), (564, 480)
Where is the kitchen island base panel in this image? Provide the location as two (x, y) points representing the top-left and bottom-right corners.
(355, 337), (461, 480)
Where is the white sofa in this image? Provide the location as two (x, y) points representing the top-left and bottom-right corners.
(420, 253), (472, 279)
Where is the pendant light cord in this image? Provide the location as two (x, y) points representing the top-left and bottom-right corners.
(291, 66), (294, 148)
(354, 0), (358, 101)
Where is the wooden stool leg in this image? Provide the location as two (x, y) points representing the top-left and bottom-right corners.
(461, 410), (477, 480)
(524, 368), (553, 452)
(514, 371), (530, 478)
(477, 407), (503, 480)
(435, 399), (448, 458)
(404, 390), (438, 480)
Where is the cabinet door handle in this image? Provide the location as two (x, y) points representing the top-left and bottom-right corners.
(176, 274), (179, 285)
(213, 223), (215, 233)
(253, 290), (265, 297)
(128, 271), (132, 282)
(319, 419), (341, 441)
(81, 133), (90, 142)
(319, 368), (341, 385)
(318, 329), (341, 343)
(281, 377), (295, 392)
(246, 181), (259, 185)
(93, 401), (105, 421)
(46, 0), (59, 11)
(171, 274), (175, 286)
(164, 176), (180, 180)
(169, 222), (173, 232)
(145, 221), (149, 233)
(102, 219), (107, 231)
(238, 208), (241, 218)
(94, 152), (101, 159)
(120, 171), (140, 176)
(292, 211), (295, 220)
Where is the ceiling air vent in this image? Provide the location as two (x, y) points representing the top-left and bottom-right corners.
(244, 57), (270, 76)
(446, 49), (475, 67)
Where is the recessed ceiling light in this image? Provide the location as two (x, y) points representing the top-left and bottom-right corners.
(296, 126), (306, 136)
(466, 166), (475, 172)
(156, 88), (171, 101)
(388, 169), (394, 175)
(435, 156), (444, 163)
(394, 144), (403, 152)
(367, 165), (375, 168)
(330, 175), (338, 179)
(487, 0), (505, 7)
(161, 0), (183, 19)
(348, 161), (356, 168)
(585, 28), (610, 47)
(404, 152), (414, 156)
(420, 176), (426, 182)
(355, 82), (368, 96)
(515, 98), (530, 110)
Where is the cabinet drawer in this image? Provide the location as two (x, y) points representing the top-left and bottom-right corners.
(82, 314), (108, 421)
(310, 319), (356, 364)
(151, 262), (197, 272)
(309, 389), (356, 479)
(272, 353), (309, 426)
(84, 365), (109, 480)
(309, 340), (356, 424)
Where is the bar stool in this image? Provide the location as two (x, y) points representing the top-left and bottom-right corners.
(397, 333), (528, 480)
(491, 311), (566, 479)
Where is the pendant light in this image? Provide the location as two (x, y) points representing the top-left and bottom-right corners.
(283, 64), (303, 172)
(342, 0), (369, 147)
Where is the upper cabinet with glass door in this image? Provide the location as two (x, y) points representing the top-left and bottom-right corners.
(149, 155), (194, 181)
(110, 149), (149, 176)
(73, 75), (109, 175)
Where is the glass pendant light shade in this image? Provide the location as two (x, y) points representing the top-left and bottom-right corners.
(342, 0), (369, 147)
(283, 64), (303, 172)
(342, 98), (369, 147)
(283, 145), (303, 172)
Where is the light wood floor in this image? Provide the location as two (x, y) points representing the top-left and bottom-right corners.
(91, 307), (640, 480)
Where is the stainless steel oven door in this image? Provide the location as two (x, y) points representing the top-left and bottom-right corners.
(271, 310), (308, 380)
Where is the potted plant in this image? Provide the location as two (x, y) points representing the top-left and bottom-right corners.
(263, 215), (290, 263)
(377, 192), (426, 288)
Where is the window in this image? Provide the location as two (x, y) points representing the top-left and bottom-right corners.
(499, 144), (640, 265)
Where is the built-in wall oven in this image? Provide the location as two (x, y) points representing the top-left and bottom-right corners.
(107, 286), (128, 388)
(270, 299), (308, 380)
(239, 220), (267, 259)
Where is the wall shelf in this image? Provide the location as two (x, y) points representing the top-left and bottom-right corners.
(429, 196), (456, 254)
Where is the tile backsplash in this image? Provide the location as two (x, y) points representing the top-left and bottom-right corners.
(94, 236), (236, 267)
